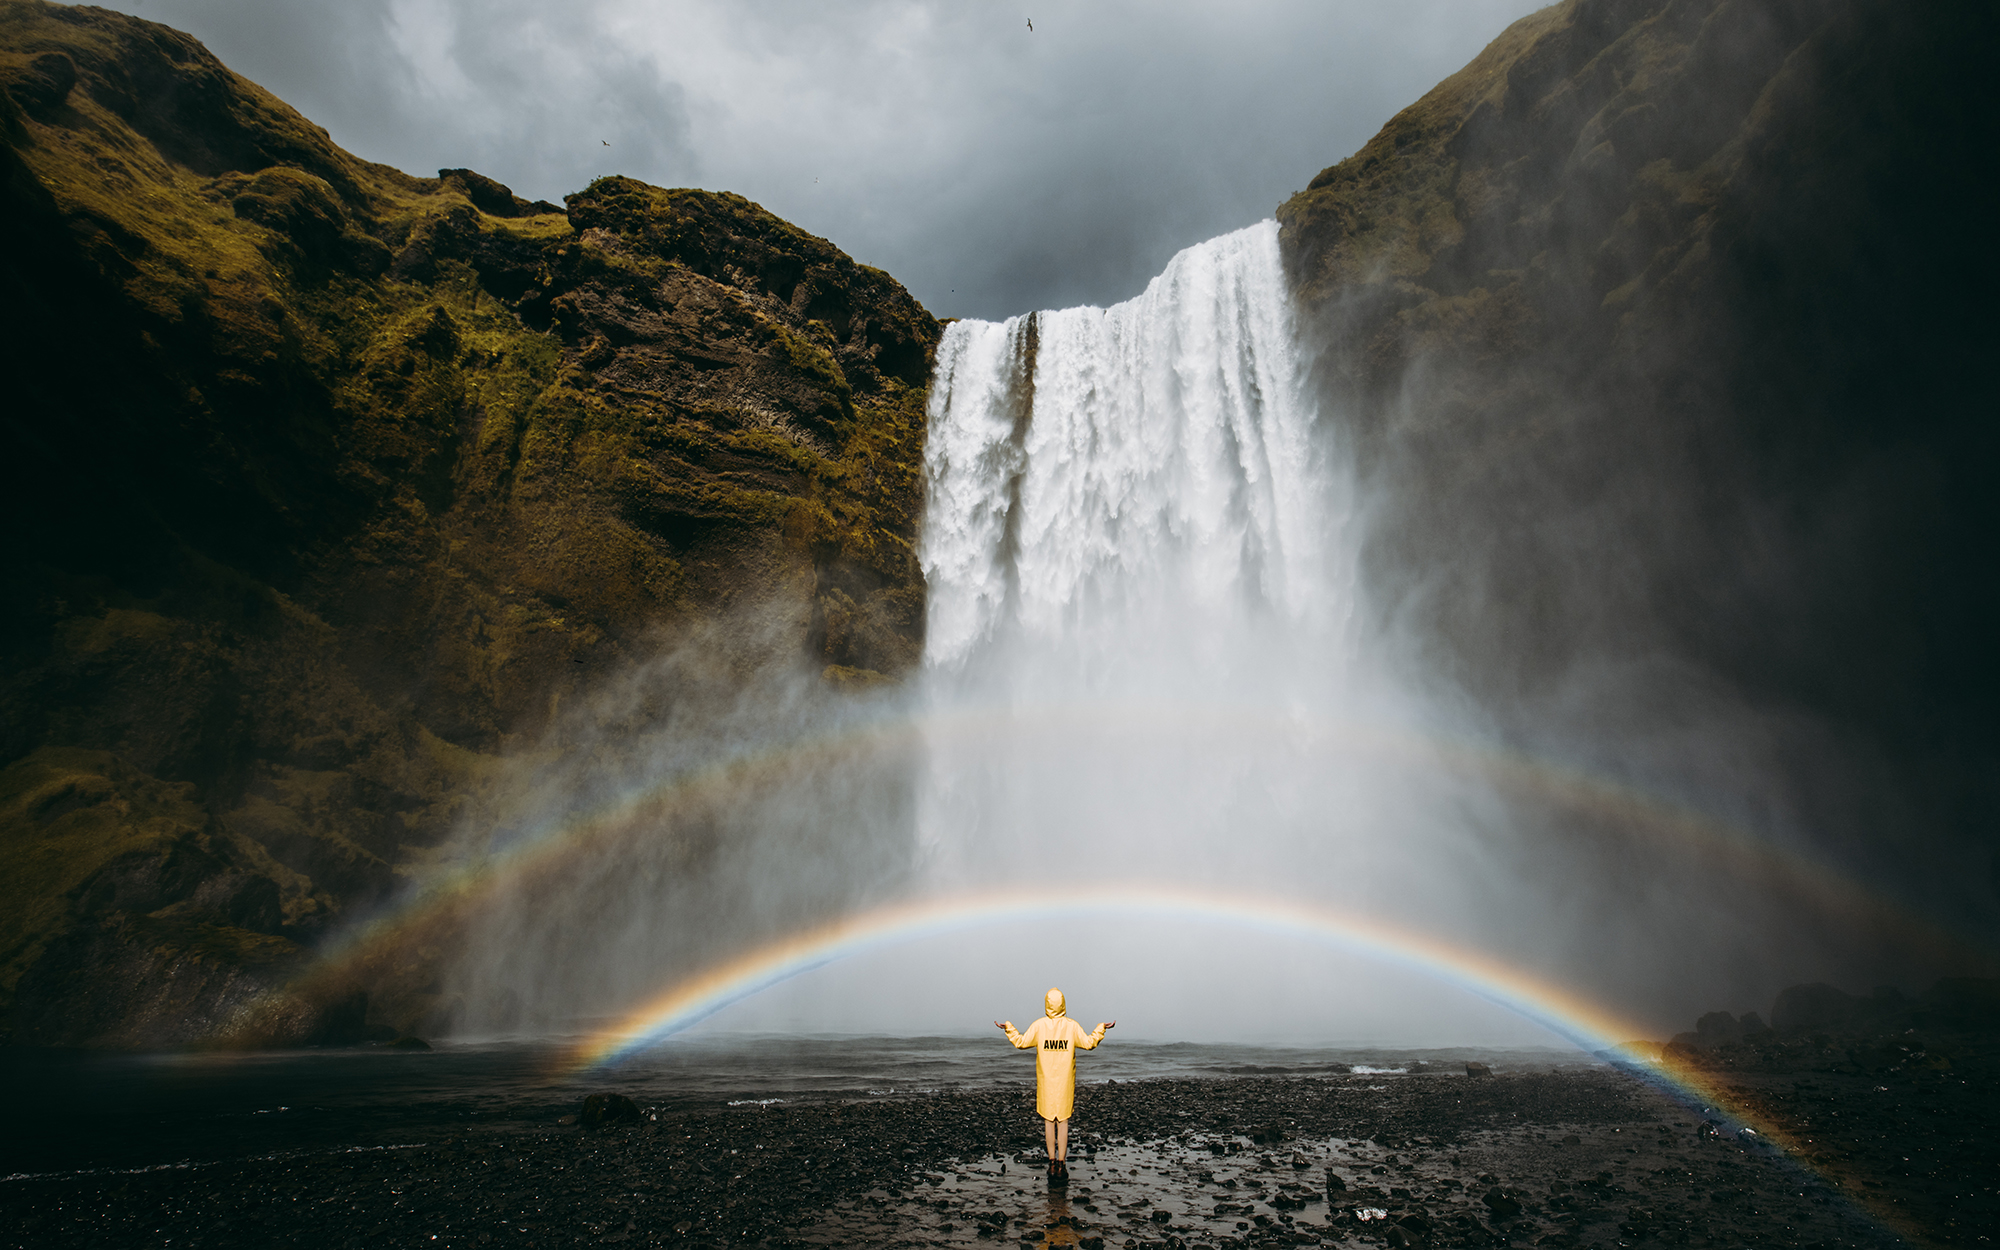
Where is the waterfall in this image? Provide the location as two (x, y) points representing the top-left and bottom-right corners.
(439, 222), (1509, 1041)
(896, 221), (1537, 1038)
(917, 221), (1404, 891)
(924, 221), (1339, 677)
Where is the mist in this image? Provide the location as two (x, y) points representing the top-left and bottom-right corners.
(217, 0), (1993, 1050)
(425, 187), (1986, 1047)
(434, 605), (923, 1037)
(421, 223), (1553, 1046)
(420, 223), (1622, 1047)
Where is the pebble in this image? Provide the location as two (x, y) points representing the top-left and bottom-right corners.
(0, 1067), (1975, 1247)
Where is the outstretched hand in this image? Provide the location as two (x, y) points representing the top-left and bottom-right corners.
(1099, 1021), (1116, 1030)
(994, 1020), (1011, 1031)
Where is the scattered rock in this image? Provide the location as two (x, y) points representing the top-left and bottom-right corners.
(1481, 1187), (1522, 1219)
(1695, 1011), (1742, 1047)
(1464, 1062), (1491, 1077)
(1611, 1040), (1664, 1064)
(579, 1092), (644, 1129)
(437, 167), (544, 218)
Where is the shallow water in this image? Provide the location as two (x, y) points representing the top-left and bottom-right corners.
(2, 1046), (1925, 1250)
(3, 1035), (1594, 1177)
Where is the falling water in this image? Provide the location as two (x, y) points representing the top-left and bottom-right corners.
(916, 222), (1473, 922)
(883, 222), (1534, 1038)
(429, 224), (1918, 1045)
(924, 221), (1339, 679)
(433, 222), (1543, 1042)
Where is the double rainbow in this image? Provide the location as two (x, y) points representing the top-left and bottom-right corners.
(557, 882), (1918, 1234)
(564, 882), (1652, 1070)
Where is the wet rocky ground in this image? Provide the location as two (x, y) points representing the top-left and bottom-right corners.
(3, 1059), (1989, 1250)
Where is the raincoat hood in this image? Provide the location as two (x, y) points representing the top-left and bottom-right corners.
(1044, 987), (1066, 1017)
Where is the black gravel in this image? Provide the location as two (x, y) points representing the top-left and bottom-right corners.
(1, 1065), (1979, 1249)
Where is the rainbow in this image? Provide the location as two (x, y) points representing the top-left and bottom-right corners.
(560, 882), (1919, 1227)
(558, 884), (1921, 1242)
(565, 882), (1656, 1070)
(283, 700), (1981, 1027)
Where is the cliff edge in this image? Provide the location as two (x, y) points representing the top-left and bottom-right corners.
(1277, 0), (1995, 964)
(0, 0), (938, 1046)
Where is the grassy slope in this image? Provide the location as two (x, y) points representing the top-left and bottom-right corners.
(0, 0), (938, 1042)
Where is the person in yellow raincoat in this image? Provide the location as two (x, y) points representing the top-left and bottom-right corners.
(996, 987), (1113, 1182)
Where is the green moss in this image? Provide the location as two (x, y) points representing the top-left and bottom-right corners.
(0, 748), (209, 1003)
(569, 234), (664, 282)
(821, 664), (896, 690)
(1, 0), (946, 1044)
(724, 424), (824, 475)
(127, 916), (300, 969)
(813, 379), (929, 580)
(513, 505), (687, 618)
(771, 321), (851, 398)
(1277, 2), (1569, 302)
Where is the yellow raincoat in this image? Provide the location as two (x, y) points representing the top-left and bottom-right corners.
(1003, 988), (1107, 1120)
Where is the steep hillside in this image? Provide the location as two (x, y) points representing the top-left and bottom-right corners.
(0, 0), (937, 1046)
(1277, 0), (1996, 970)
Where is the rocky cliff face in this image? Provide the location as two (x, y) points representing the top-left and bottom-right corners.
(0, 0), (937, 1045)
(1278, 0), (1996, 984)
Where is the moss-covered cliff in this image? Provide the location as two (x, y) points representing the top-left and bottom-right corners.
(0, 0), (938, 1046)
(1278, 0), (1995, 946)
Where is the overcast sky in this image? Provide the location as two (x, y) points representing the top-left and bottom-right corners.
(103, 0), (1544, 319)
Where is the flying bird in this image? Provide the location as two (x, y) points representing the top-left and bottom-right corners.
(1027, 18), (1033, 31)
(602, 140), (610, 146)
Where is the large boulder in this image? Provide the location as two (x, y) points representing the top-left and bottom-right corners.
(1694, 1011), (1742, 1048)
(579, 1092), (645, 1128)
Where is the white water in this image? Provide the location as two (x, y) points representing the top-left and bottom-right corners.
(924, 221), (1339, 678)
(438, 222), (1556, 1045)
(436, 221), (1889, 1046)
(917, 221), (1381, 888)
(868, 223), (1521, 1040)
(696, 219), (1536, 1040)
(693, 223), (1534, 1042)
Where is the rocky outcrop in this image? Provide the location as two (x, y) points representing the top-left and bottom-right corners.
(0, 0), (937, 1045)
(1661, 977), (1998, 1073)
(1278, 1), (1995, 964)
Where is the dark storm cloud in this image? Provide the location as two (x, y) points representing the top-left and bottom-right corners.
(98, 0), (1541, 318)
(104, 0), (695, 203)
